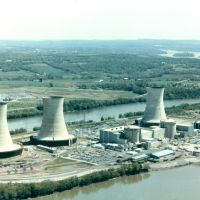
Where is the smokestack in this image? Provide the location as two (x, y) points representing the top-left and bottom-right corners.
(141, 87), (167, 127)
(0, 102), (23, 158)
(31, 96), (76, 146)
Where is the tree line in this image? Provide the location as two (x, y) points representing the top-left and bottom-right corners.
(0, 163), (149, 200)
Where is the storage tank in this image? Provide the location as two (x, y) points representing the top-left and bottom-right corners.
(141, 87), (167, 127)
(31, 96), (76, 146)
(160, 119), (176, 139)
(0, 102), (23, 158)
(124, 126), (141, 143)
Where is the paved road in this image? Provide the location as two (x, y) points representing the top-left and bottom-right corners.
(0, 166), (108, 183)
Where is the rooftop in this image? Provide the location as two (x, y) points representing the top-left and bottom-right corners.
(151, 149), (174, 158)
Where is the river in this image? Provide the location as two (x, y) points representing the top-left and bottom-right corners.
(159, 49), (200, 59)
(33, 165), (200, 200)
(8, 98), (200, 132)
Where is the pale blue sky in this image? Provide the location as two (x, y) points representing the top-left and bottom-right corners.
(0, 0), (199, 40)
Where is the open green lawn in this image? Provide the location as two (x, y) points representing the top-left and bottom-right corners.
(0, 70), (34, 80)
(27, 87), (138, 100)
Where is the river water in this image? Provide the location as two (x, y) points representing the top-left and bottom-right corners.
(34, 165), (200, 200)
(8, 98), (200, 132)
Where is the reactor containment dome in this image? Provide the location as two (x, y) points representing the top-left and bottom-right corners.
(0, 102), (23, 158)
(31, 96), (76, 147)
(141, 87), (167, 127)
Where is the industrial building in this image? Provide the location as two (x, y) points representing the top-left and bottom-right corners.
(144, 139), (161, 150)
(150, 126), (165, 140)
(130, 154), (148, 163)
(149, 149), (174, 159)
(141, 87), (167, 127)
(194, 120), (200, 129)
(124, 125), (141, 143)
(99, 126), (126, 144)
(31, 96), (76, 147)
(160, 119), (176, 139)
(176, 124), (194, 136)
(140, 129), (153, 140)
(99, 125), (165, 149)
(0, 102), (23, 158)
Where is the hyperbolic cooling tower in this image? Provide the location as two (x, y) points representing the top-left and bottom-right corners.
(0, 102), (23, 158)
(31, 96), (76, 146)
(141, 87), (167, 127)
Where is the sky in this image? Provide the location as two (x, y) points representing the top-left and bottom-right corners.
(0, 0), (199, 40)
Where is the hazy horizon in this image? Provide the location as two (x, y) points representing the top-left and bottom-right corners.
(0, 0), (200, 40)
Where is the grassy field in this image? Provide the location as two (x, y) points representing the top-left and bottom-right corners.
(45, 157), (92, 170)
(27, 87), (138, 100)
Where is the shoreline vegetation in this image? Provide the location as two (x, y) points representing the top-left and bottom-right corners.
(0, 163), (149, 200)
(7, 97), (145, 120)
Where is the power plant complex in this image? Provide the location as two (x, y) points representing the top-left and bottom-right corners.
(0, 87), (198, 163)
(99, 86), (197, 152)
(1, 86), (200, 187)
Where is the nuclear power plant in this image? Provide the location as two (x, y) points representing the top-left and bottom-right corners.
(141, 87), (167, 127)
(1, 85), (200, 185)
(31, 96), (76, 147)
(0, 102), (23, 158)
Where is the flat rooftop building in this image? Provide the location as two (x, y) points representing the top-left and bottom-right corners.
(100, 126), (125, 144)
(149, 149), (174, 159)
(131, 154), (148, 162)
(176, 124), (194, 136)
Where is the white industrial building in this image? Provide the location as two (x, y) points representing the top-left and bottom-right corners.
(149, 149), (174, 159)
(0, 102), (23, 158)
(99, 126), (126, 144)
(100, 125), (165, 147)
(124, 125), (141, 143)
(150, 126), (165, 140)
(176, 124), (194, 136)
(140, 129), (153, 140)
(31, 96), (76, 146)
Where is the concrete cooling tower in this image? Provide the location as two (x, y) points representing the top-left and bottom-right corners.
(141, 87), (167, 127)
(0, 102), (23, 158)
(31, 96), (76, 146)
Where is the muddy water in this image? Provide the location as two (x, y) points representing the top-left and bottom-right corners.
(33, 165), (200, 200)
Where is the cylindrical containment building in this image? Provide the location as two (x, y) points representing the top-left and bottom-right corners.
(31, 96), (76, 146)
(160, 119), (176, 139)
(141, 87), (167, 127)
(124, 126), (141, 143)
(0, 102), (23, 158)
